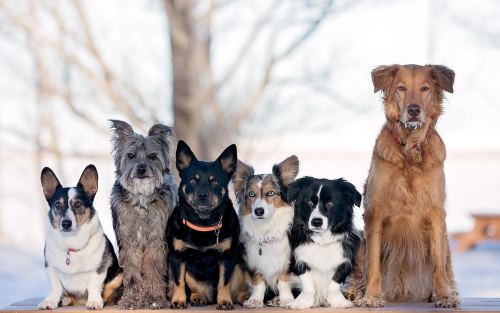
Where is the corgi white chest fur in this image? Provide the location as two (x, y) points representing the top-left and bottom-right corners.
(241, 205), (293, 286)
(45, 216), (105, 295)
(294, 231), (346, 303)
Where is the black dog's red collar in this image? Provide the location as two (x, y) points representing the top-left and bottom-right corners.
(182, 218), (222, 232)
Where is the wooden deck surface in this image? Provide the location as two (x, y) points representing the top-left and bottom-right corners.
(3, 298), (500, 313)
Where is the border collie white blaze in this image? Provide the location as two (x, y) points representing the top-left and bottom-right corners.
(287, 177), (361, 309)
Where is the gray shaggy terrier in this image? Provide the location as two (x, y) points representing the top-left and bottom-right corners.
(110, 120), (177, 309)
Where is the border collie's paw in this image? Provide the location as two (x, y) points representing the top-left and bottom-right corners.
(243, 298), (264, 309)
(86, 299), (104, 310)
(278, 295), (294, 308)
(286, 294), (314, 310)
(38, 300), (58, 310)
(353, 295), (385, 308)
(216, 300), (234, 310)
(328, 296), (353, 309)
(434, 296), (459, 308)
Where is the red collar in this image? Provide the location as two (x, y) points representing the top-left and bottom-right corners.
(182, 218), (222, 232)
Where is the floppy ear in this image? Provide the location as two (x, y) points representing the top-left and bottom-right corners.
(371, 65), (399, 93)
(232, 160), (254, 199)
(272, 155), (299, 187)
(148, 124), (173, 143)
(217, 144), (237, 177)
(41, 167), (62, 202)
(429, 65), (455, 93)
(338, 179), (362, 208)
(176, 140), (197, 173)
(78, 165), (98, 201)
(109, 119), (134, 149)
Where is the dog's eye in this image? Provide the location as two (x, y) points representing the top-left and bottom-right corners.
(325, 201), (334, 209)
(421, 86), (430, 92)
(211, 180), (218, 186)
(54, 203), (63, 212)
(73, 201), (82, 209)
(148, 153), (157, 160)
(267, 191), (275, 197)
(190, 178), (197, 184)
(307, 200), (314, 207)
(248, 191), (256, 198)
(397, 85), (407, 92)
(127, 153), (135, 159)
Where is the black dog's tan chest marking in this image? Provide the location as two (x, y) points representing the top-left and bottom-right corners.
(173, 238), (232, 253)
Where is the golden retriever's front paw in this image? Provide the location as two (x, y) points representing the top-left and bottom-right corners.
(434, 295), (459, 308)
(353, 295), (385, 308)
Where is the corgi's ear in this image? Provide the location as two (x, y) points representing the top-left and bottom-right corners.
(41, 167), (62, 202)
(217, 144), (237, 177)
(233, 160), (254, 198)
(176, 140), (197, 173)
(273, 155), (299, 187)
(78, 165), (98, 201)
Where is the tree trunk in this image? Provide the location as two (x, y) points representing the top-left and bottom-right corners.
(164, 0), (230, 160)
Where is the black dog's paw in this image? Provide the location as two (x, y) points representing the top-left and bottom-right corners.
(170, 300), (187, 309)
(217, 300), (234, 310)
(190, 294), (207, 307)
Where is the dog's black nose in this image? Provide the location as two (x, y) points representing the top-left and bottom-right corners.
(61, 219), (72, 230)
(137, 164), (147, 177)
(198, 193), (209, 201)
(311, 218), (323, 227)
(254, 207), (265, 217)
(407, 104), (421, 117)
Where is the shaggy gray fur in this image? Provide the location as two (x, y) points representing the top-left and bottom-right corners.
(110, 120), (177, 309)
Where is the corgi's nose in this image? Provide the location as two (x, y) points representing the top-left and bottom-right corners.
(311, 218), (323, 227)
(61, 219), (72, 231)
(137, 164), (147, 177)
(254, 207), (264, 217)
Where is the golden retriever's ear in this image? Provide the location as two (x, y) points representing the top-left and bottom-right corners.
(429, 65), (455, 93)
(371, 65), (399, 93)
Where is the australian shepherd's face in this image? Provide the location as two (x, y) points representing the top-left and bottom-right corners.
(290, 177), (361, 235)
(233, 156), (299, 222)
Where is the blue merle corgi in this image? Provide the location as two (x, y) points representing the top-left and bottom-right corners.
(39, 165), (122, 310)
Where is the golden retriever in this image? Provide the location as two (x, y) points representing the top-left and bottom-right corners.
(346, 64), (458, 308)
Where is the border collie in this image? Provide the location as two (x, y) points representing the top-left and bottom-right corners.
(287, 177), (361, 309)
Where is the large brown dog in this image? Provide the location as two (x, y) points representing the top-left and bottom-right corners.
(348, 64), (458, 308)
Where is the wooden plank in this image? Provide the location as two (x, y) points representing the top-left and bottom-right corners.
(3, 298), (500, 313)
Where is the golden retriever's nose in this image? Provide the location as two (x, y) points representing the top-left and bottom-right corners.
(408, 104), (421, 117)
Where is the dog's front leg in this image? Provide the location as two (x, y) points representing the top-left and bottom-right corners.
(86, 271), (106, 310)
(141, 243), (168, 309)
(354, 212), (385, 307)
(327, 262), (353, 308)
(169, 251), (187, 309)
(429, 215), (457, 308)
(217, 257), (236, 310)
(38, 267), (63, 310)
(277, 272), (294, 308)
(243, 273), (265, 309)
(286, 270), (315, 309)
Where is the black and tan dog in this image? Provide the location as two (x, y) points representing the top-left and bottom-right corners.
(166, 141), (247, 310)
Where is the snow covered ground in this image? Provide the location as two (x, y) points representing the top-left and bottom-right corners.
(1, 240), (499, 308)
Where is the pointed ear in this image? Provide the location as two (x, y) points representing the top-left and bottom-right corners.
(217, 144), (237, 177)
(176, 140), (197, 172)
(232, 160), (254, 197)
(371, 65), (399, 93)
(109, 119), (134, 148)
(338, 179), (362, 208)
(429, 65), (455, 93)
(77, 165), (98, 201)
(148, 124), (173, 142)
(273, 155), (299, 187)
(41, 167), (62, 201)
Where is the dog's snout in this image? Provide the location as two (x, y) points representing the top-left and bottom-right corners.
(198, 193), (209, 201)
(254, 207), (265, 217)
(61, 219), (72, 230)
(407, 104), (421, 117)
(137, 164), (147, 177)
(311, 218), (323, 227)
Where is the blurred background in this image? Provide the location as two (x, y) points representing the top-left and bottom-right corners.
(0, 0), (499, 307)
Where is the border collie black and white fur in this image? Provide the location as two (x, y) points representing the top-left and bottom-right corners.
(39, 165), (122, 310)
(287, 177), (361, 309)
(232, 156), (299, 308)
